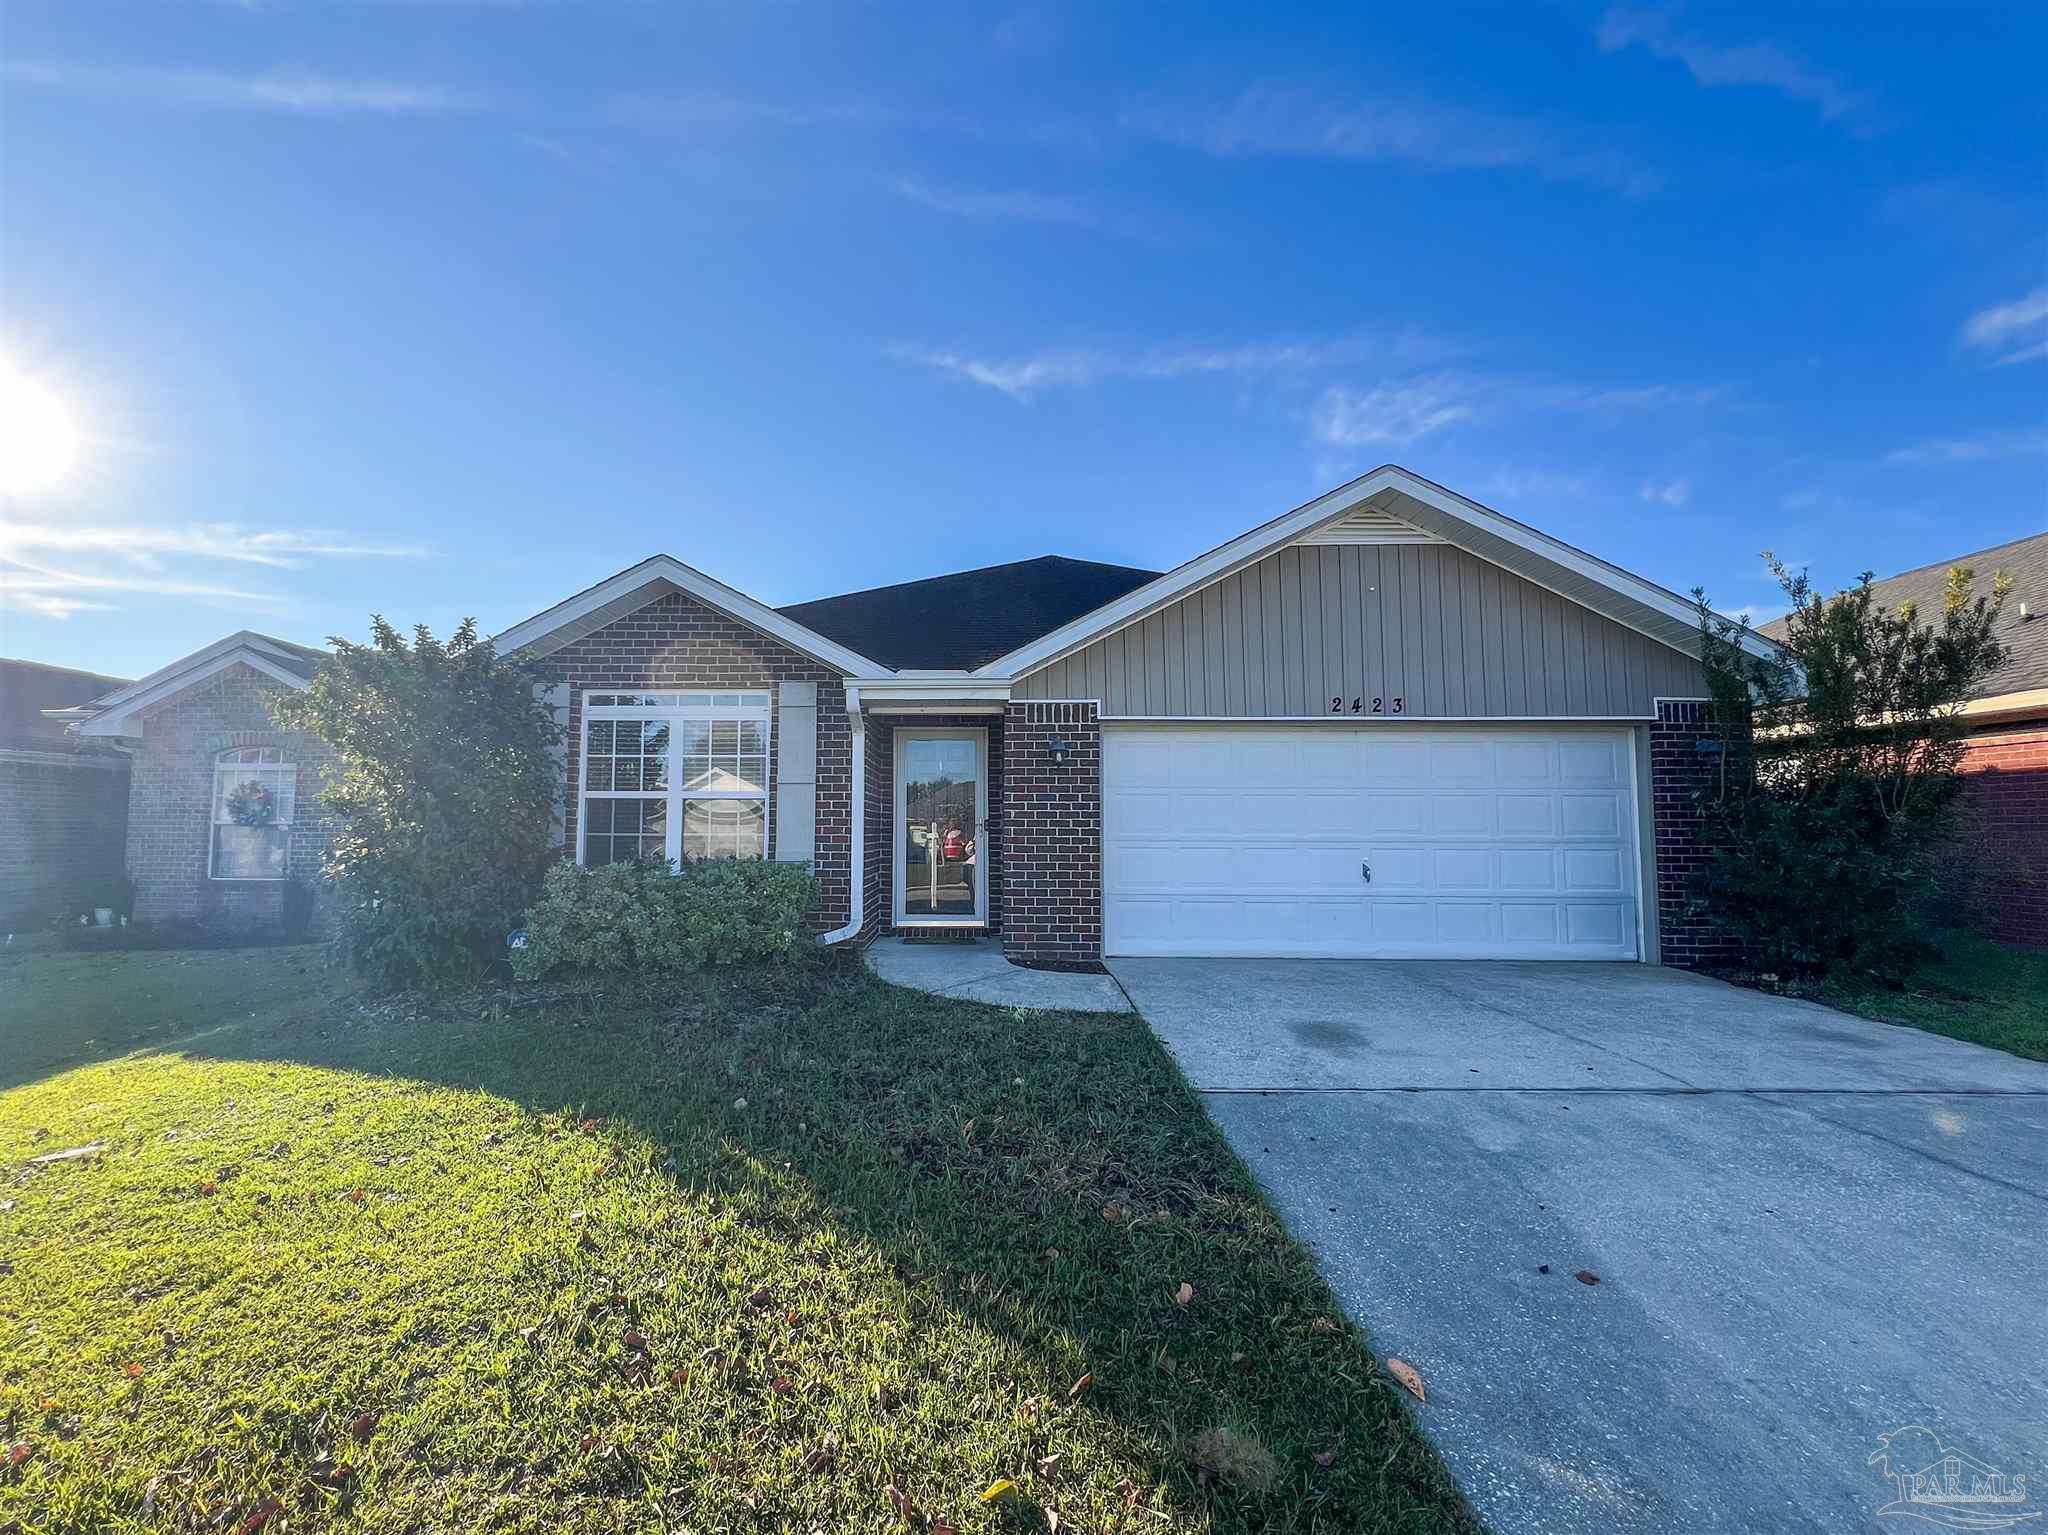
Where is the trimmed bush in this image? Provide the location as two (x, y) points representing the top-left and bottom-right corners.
(511, 858), (815, 979)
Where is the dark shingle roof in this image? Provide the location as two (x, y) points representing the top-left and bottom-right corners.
(0, 657), (131, 752)
(1759, 531), (2048, 701)
(778, 556), (1162, 671)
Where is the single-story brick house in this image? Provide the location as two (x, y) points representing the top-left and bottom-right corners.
(1763, 530), (2047, 948)
(50, 465), (1784, 966)
(1, 657), (131, 930)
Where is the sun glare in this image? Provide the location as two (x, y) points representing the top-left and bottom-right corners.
(0, 365), (83, 496)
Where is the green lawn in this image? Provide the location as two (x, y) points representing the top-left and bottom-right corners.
(1817, 935), (2048, 1061)
(0, 946), (1474, 1534)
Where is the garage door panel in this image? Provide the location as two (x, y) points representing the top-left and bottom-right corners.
(1103, 725), (1639, 960)
(1430, 794), (1495, 836)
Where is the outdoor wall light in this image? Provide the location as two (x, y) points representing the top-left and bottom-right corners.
(1047, 736), (1073, 766)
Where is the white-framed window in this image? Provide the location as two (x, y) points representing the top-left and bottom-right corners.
(210, 745), (297, 880)
(578, 691), (772, 867)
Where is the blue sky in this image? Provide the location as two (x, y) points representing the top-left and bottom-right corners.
(1, 0), (2042, 681)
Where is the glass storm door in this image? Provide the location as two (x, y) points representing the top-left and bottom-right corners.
(896, 729), (986, 926)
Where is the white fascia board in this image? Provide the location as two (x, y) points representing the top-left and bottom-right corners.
(847, 679), (1013, 712)
(979, 465), (1782, 678)
(69, 631), (308, 717)
(70, 648), (311, 736)
(491, 555), (892, 678)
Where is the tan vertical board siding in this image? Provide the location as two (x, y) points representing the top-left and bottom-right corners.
(1017, 541), (1706, 717)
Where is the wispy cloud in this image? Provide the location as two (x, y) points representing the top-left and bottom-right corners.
(1595, 8), (1874, 130)
(0, 523), (429, 620)
(1473, 468), (1594, 503)
(888, 334), (1427, 402)
(0, 523), (429, 568)
(888, 178), (1103, 229)
(3, 59), (489, 115)
(1962, 287), (2048, 366)
(1124, 83), (1657, 195)
(1883, 427), (2048, 467)
(1639, 478), (1692, 507)
(1311, 378), (1474, 448)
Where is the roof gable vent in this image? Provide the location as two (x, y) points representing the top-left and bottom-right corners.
(1301, 503), (1443, 546)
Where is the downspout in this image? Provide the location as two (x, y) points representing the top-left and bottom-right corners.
(817, 688), (865, 945)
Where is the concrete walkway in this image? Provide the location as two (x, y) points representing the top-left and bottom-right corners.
(865, 936), (1131, 1012)
(1113, 958), (2048, 1535)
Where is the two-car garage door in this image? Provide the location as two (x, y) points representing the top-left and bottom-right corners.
(1102, 724), (1643, 960)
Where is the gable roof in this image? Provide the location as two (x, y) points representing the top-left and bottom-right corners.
(778, 556), (1163, 672)
(491, 555), (892, 676)
(44, 631), (326, 737)
(2, 657), (130, 752)
(1758, 530), (2047, 704)
(979, 464), (1784, 679)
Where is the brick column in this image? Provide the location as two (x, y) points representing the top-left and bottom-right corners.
(1000, 702), (1101, 968)
(1649, 699), (1747, 970)
(1954, 726), (2048, 947)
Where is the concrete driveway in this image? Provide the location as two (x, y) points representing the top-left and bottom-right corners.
(1110, 959), (2048, 1534)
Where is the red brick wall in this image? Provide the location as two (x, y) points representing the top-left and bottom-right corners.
(0, 753), (130, 928)
(1649, 698), (1748, 970)
(529, 590), (853, 933)
(1000, 701), (1101, 967)
(125, 663), (342, 927)
(1956, 724), (2048, 947)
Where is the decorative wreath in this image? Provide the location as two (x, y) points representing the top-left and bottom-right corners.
(225, 779), (276, 826)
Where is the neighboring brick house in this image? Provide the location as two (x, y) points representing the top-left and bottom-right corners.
(1765, 531), (2048, 948)
(53, 464), (1798, 968)
(0, 657), (131, 929)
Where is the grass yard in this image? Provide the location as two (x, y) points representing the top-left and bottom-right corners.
(1814, 934), (2048, 1061)
(0, 946), (1473, 1534)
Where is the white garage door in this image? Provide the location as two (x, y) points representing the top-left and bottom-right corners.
(1103, 725), (1641, 960)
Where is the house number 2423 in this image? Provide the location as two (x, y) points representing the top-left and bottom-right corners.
(1332, 696), (1404, 714)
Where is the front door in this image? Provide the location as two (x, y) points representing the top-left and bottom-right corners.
(895, 728), (987, 927)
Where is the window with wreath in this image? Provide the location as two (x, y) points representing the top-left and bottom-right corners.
(579, 692), (770, 866)
(211, 746), (297, 879)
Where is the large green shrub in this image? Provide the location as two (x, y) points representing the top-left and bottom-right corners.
(510, 857), (816, 980)
(270, 617), (560, 988)
(1692, 556), (2011, 980)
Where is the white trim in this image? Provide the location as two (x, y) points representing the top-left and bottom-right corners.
(847, 679), (1013, 710)
(574, 690), (774, 867)
(492, 555), (891, 677)
(1097, 712), (1659, 724)
(60, 639), (315, 737)
(892, 726), (989, 929)
(979, 464), (1783, 680)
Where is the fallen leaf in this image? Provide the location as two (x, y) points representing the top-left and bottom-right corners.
(580, 1432), (600, 1454)
(348, 1412), (378, 1442)
(622, 1330), (647, 1351)
(1046, 1510), (1064, 1533)
(1101, 1201), (1128, 1223)
(1034, 1453), (1063, 1481)
(1575, 1270), (1601, 1286)
(668, 1365), (691, 1388)
(238, 1496), (282, 1532)
(1537, 1264), (1551, 1275)
(1174, 1282), (1194, 1307)
(933, 1523), (961, 1535)
(883, 1483), (915, 1522)
(771, 1375), (795, 1395)
(803, 1438), (836, 1475)
(348, 1188), (365, 1205)
(7, 1443), (31, 1466)
(1067, 1371), (1093, 1399)
(1312, 1447), (1338, 1468)
(124, 1363), (144, 1380)
(1117, 1479), (1140, 1510)
(196, 1180), (218, 1197)
(748, 1286), (773, 1308)
(1385, 1357), (1427, 1402)
(979, 1478), (1019, 1505)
